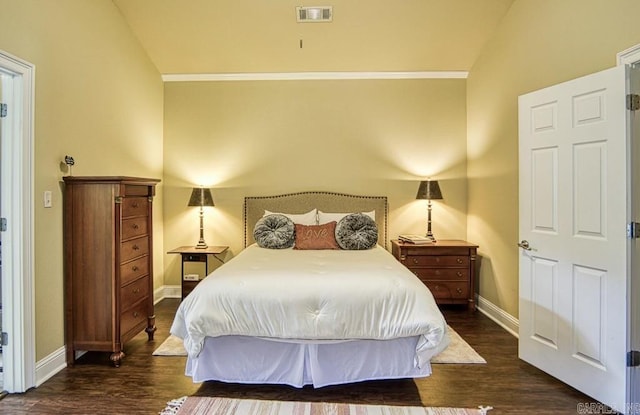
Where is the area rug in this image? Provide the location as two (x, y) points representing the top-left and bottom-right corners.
(159, 396), (493, 415)
(152, 326), (486, 364)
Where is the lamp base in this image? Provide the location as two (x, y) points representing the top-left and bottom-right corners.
(195, 240), (208, 249)
(425, 234), (437, 243)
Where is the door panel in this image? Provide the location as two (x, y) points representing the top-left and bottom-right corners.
(573, 141), (606, 237)
(519, 65), (629, 411)
(530, 257), (558, 348)
(532, 147), (557, 233)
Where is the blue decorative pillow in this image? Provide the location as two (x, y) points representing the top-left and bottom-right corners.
(335, 213), (378, 250)
(253, 214), (295, 249)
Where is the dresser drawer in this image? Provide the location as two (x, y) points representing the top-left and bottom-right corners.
(121, 256), (149, 286)
(411, 268), (468, 280)
(121, 276), (150, 310)
(402, 255), (469, 268)
(120, 236), (149, 262)
(423, 280), (469, 300)
(125, 185), (153, 197)
(121, 217), (148, 240)
(120, 301), (148, 337)
(122, 197), (149, 218)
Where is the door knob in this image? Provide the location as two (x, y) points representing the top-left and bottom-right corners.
(518, 240), (532, 251)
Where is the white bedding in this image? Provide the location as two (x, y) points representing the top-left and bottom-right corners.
(170, 244), (448, 368)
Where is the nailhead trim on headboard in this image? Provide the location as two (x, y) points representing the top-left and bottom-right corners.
(244, 191), (388, 249)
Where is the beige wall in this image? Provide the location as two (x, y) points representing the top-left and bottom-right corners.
(0, 0), (164, 360)
(467, 0), (640, 317)
(163, 79), (468, 284)
(6, 0), (636, 366)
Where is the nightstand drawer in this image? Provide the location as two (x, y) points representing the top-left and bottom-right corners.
(411, 268), (468, 280)
(424, 280), (469, 300)
(402, 255), (469, 268)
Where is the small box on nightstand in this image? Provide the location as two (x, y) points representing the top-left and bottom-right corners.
(183, 273), (199, 281)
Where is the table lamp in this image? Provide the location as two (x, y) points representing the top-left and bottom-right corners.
(416, 180), (443, 241)
(188, 187), (214, 249)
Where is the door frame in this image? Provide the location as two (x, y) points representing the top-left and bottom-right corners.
(0, 49), (35, 393)
(618, 45), (640, 411)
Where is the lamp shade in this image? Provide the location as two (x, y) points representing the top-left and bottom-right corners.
(188, 187), (215, 207)
(416, 180), (443, 200)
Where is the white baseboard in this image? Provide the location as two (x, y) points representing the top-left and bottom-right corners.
(35, 346), (67, 387)
(476, 295), (519, 338)
(35, 285), (181, 388)
(154, 284), (181, 304)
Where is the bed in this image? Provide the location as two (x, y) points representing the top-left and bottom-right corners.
(170, 191), (448, 388)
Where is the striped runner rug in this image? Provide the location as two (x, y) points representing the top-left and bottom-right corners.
(160, 396), (493, 415)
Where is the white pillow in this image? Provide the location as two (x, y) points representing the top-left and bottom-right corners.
(318, 210), (375, 225)
(264, 209), (317, 225)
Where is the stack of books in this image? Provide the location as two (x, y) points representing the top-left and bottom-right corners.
(398, 234), (434, 244)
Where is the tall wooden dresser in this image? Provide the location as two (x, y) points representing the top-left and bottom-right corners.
(63, 176), (160, 367)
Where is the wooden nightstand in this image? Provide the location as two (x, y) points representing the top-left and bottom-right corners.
(168, 245), (229, 299)
(391, 239), (479, 311)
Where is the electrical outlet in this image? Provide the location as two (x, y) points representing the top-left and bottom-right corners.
(44, 191), (52, 208)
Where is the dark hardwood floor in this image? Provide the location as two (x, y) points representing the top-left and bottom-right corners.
(0, 299), (597, 414)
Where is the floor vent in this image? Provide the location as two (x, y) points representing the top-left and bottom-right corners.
(296, 6), (332, 23)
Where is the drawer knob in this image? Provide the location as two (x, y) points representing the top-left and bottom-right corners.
(412, 258), (419, 264)
(132, 245), (140, 251)
(132, 202), (139, 208)
(133, 288), (140, 294)
(132, 224), (139, 230)
(133, 311), (139, 318)
(456, 288), (463, 294)
(456, 258), (463, 264)
(132, 266), (139, 272)
(457, 271), (463, 277)
(434, 285), (440, 290)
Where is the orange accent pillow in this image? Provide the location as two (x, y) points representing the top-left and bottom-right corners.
(294, 221), (339, 250)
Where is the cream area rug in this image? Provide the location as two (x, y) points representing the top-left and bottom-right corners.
(160, 396), (493, 415)
(153, 326), (486, 364)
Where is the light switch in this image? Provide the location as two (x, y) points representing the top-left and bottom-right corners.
(44, 190), (52, 208)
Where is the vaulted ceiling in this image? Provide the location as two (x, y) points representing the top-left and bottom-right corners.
(112, 0), (515, 74)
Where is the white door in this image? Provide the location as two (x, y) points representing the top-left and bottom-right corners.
(519, 64), (636, 412)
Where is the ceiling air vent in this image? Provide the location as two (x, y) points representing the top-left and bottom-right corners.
(296, 6), (332, 23)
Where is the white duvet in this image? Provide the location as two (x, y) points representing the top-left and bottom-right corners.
(170, 244), (448, 367)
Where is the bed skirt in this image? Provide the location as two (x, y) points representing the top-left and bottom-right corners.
(185, 335), (432, 388)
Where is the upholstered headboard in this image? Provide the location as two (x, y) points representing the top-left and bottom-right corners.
(244, 191), (388, 248)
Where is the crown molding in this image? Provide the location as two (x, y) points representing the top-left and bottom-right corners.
(162, 71), (468, 82)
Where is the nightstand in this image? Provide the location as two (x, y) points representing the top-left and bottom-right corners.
(391, 239), (478, 311)
(168, 245), (229, 299)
